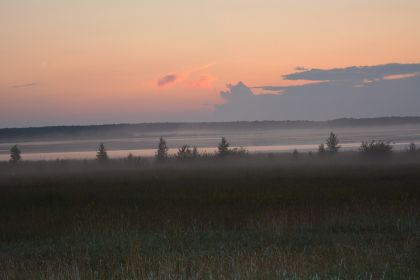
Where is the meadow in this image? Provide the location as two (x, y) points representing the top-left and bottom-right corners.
(0, 153), (419, 279)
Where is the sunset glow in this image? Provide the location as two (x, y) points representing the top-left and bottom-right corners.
(1, 0), (420, 127)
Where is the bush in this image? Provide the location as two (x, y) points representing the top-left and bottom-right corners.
(359, 140), (393, 156)
(318, 143), (326, 156)
(406, 143), (419, 154)
(217, 137), (247, 157)
(229, 147), (248, 157)
(292, 149), (299, 159)
(126, 153), (142, 164)
(176, 145), (199, 160)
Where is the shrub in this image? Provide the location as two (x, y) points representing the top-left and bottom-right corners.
(217, 137), (247, 157)
(359, 140), (393, 156)
(176, 145), (200, 160)
(230, 147), (248, 157)
(406, 142), (418, 154)
(292, 149), (299, 159)
(126, 153), (142, 164)
(318, 143), (326, 156)
(192, 147), (199, 158)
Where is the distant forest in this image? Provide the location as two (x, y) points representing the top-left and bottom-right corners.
(1, 117), (420, 142)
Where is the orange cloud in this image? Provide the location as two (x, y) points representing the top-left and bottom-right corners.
(383, 73), (419, 80)
(157, 63), (216, 90)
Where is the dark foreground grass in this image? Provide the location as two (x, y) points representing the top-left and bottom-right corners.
(0, 156), (419, 279)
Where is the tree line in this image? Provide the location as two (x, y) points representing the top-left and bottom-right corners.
(6, 132), (420, 163)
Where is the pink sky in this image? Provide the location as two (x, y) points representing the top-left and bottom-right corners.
(1, 1), (420, 127)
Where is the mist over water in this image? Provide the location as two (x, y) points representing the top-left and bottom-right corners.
(1, 124), (420, 161)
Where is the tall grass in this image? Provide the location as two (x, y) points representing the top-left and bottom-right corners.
(0, 155), (419, 279)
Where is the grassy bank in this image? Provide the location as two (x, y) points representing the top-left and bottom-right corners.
(0, 156), (419, 279)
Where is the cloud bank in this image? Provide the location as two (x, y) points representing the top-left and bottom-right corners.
(283, 63), (420, 81)
(214, 63), (420, 121)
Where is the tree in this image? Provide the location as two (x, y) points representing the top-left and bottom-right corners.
(96, 143), (109, 162)
(326, 132), (340, 154)
(318, 143), (326, 155)
(217, 137), (230, 157)
(156, 137), (169, 161)
(9, 145), (21, 163)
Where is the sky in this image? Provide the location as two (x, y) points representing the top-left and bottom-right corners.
(1, 0), (420, 127)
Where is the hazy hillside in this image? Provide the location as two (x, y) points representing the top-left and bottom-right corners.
(1, 117), (420, 143)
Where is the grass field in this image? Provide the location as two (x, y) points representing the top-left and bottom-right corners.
(0, 154), (419, 279)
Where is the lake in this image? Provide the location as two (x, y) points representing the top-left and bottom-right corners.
(1, 124), (420, 161)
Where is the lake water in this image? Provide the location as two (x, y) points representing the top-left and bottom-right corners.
(1, 124), (420, 161)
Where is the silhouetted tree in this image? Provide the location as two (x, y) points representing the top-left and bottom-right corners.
(96, 143), (109, 162)
(326, 132), (340, 154)
(9, 145), (21, 163)
(217, 137), (230, 157)
(156, 137), (169, 161)
(318, 143), (326, 155)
